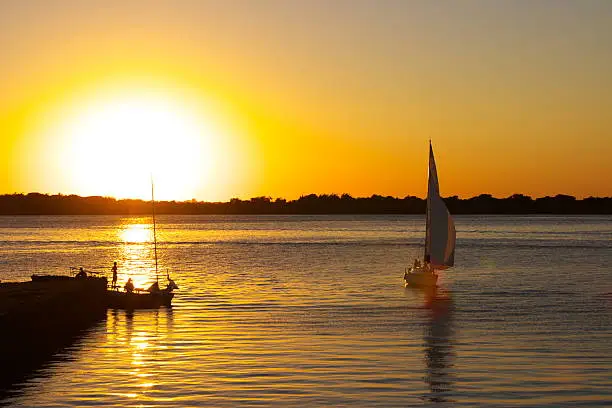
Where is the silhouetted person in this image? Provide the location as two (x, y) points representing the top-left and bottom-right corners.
(424, 254), (433, 273)
(125, 278), (134, 293)
(166, 277), (178, 291)
(111, 262), (118, 288)
(76, 267), (87, 278)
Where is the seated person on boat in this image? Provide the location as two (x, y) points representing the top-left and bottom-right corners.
(75, 267), (87, 278)
(124, 278), (135, 293)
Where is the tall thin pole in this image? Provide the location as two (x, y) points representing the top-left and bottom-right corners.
(151, 175), (159, 284)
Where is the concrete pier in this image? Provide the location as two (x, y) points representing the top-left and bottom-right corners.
(0, 277), (107, 391)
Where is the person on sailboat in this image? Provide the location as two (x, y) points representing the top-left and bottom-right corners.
(424, 255), (438, 277)
(124, 278), (134, 293)
(424, 255), (432, 273)
(111, 262), (118, 289)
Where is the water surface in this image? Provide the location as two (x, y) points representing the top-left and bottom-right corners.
(0, 215), (610, 406)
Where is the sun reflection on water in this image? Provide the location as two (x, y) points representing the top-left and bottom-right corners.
(102, 308), (173, 402)
(120, 224), (153, 244)
(116, 221), (161, 289)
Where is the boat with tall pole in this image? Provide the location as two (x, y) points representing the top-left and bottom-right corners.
(106, 177), (177, 309)
(404, 142), (456, 288)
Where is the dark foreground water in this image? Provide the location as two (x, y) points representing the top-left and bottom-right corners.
(0, 215), (610, 407)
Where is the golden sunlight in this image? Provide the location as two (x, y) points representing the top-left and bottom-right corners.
(63, 89), (213, 200)
(34, 84), (238, 200)
(118, 222), (157, 289)
(120, 224), (152, 244)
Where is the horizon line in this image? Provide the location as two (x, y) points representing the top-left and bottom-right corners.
(2, 191), (610, 202)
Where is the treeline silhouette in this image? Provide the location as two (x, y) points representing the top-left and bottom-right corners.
(0, 193), (610, 215)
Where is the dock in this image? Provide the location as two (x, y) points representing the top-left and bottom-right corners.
(0, 277), (108, 391)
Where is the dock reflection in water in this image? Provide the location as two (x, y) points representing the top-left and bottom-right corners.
(0, 317), (106, 407)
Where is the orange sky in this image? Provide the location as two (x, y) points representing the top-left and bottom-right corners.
(1, 1), (611, 201)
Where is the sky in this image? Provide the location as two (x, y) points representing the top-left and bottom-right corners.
(1, 0), (611, 201)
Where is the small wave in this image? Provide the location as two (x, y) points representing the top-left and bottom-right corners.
(477, 289), (577, 297)
(459, 241), (611, 250)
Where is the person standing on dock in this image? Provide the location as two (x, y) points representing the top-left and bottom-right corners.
(111, 262), (118, 289)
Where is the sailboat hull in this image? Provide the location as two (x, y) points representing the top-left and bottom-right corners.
(404, 267), (438, 288)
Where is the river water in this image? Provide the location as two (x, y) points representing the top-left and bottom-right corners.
(0, 215), (610, 407)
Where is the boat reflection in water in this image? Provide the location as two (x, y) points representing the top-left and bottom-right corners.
(423, 288), (454, 403)
(105, 306), (175, 400)
(109, 306), (175, 347)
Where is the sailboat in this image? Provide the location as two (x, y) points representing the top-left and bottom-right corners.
(404, 142), (456, 288)
(106, 179), (177, 309)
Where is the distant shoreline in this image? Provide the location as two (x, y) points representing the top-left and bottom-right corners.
(0, 193), (610, 215)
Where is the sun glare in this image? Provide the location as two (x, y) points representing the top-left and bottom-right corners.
(118, 222), (158, 289)
(121, 224), (152, 243)
(40, 85), (232, 200)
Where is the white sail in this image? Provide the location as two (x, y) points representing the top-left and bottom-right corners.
(424, 142), (456, 269)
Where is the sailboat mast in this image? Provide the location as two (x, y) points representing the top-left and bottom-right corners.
(151, 177), (159, 284)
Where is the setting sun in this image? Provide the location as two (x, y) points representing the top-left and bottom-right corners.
(9, 76), (256, 202)
(44, 86), (222, 200)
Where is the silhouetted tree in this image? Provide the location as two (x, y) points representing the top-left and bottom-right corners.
(0, 193), (609, 215)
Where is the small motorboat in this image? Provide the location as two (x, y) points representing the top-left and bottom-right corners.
(105, 284), (174, 309)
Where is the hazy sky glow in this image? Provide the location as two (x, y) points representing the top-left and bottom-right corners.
(1, 0), (611, 200)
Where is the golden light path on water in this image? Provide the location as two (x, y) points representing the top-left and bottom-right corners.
(117, 221), (160, 290)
